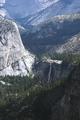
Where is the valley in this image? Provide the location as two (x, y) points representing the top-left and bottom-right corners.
(0, 0), (80, 120)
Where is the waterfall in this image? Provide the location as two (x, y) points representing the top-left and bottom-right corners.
(48, 63), (52, 83)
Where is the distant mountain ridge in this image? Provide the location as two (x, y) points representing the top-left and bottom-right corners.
(12, 0), (80, 26)
(21, 13), (80, 55)
(0, 0), (79, 24)
(4, 0), (60, 18)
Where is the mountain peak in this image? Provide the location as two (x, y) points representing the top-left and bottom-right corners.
(0, 17), (35, 76)
(0, 0), (78, 20)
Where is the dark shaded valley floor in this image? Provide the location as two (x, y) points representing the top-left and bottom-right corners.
(0, 63), (80, 120)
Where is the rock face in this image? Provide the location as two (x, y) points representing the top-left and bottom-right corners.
(32, 64), (80, 120)
(55, 33), (80, 54)
(33, 59), (75, 83)
(16, 64), (80, 120)
(0, 16), (35, 76)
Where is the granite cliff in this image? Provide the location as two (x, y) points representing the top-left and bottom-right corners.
(0, 16), (35, 76)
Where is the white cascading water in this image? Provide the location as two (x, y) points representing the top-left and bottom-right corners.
(48, 63), (52, 83)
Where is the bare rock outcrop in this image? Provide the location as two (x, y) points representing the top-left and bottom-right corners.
(0, 16), (35, 76)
